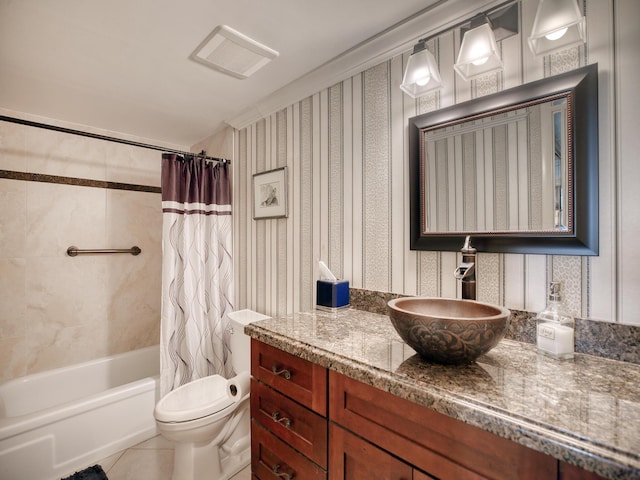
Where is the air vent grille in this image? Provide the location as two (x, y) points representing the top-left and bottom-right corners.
(191, 25), (279, 79)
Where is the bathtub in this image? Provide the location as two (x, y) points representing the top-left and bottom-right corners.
(0, 345), (160, 480)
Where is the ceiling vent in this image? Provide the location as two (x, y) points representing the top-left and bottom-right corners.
(190, 25), (279, 79)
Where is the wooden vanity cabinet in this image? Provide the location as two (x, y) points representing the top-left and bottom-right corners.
(251, 339), (607, 480)
(329, 370), (555, 480)
(250, 339), (328, 479)
(329, 371), (607, 480)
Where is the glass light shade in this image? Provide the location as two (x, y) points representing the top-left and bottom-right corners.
(529, 0), (586, 56)
(454, 23), (503, 81)
(400, 46), (442, 98)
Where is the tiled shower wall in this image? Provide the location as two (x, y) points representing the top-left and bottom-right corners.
(234, 0), (639, 325)
(0, 111), (165, 382)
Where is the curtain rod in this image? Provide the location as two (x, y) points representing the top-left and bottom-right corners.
(0, 114), (230, 164)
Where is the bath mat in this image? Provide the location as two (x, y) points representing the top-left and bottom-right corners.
(61, 464), (108, 480)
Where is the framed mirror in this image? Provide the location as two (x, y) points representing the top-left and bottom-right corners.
(409, 63), (598, 255)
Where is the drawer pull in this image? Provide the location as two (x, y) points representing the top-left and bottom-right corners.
(273, 464), (294, 479)
(271, 365), (292, 379)
(271, 411), (292, 428)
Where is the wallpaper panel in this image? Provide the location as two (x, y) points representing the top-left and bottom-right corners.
(362, 62), (391, 292)
(255, 120), (266, 313)
(276, 110), (288, 316)
(328, 84), (344, 279)
(299, 98), (314, 312)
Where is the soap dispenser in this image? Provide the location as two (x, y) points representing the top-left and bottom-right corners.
(536, 282), (574, 359)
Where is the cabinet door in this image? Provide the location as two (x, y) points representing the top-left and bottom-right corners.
(330, 370), (556, 480)
(329, 423), (413, 480)
(560, 462), (607, 480)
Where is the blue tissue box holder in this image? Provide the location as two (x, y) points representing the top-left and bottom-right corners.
(316, 280), (350, 310)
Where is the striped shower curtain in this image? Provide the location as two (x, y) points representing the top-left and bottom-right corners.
(160, 154), (233, 397)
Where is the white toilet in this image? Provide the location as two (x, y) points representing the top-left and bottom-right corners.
(154, 309), (270, 480)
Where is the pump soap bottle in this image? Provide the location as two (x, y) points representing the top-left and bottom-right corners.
(536, 282), (574, 359)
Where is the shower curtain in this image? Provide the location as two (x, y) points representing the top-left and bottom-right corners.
(160, 153), (233, 397)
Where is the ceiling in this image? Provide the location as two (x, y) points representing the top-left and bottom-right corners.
(0, 0), (447, 148)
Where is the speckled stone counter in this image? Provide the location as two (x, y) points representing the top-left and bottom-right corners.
(246, 308), (640, 480)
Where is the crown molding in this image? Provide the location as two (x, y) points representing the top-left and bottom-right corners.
(225, 0), (501, 130)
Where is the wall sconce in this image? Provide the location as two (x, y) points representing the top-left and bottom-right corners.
(400, 1), (519, 96)
(454, 16), (503, 81)
(454, 2), (519, 82)
(528, 0), (586, 56)
(400, 39), (443, 98)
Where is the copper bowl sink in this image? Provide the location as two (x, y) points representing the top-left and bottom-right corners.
(388, 297), (510, 364)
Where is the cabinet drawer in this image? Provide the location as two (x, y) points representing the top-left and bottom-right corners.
(251, 379), (328, 468)
(251, 339), (327, 415)
(252, 419), (326, 480)
(329, 423), (413, 480)
(330, 370), (556, 480)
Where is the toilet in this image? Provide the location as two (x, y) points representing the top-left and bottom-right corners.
(154, 309), (270, 480)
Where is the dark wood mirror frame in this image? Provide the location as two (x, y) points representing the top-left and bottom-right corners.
(409, 63), (598, 255)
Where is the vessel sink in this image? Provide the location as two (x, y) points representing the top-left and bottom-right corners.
(388, 297), (510, 364)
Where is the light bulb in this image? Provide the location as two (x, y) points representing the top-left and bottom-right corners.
(413, 68), (431, 86)
(545, 28), (568, 41)
(472, 56), (489, 66)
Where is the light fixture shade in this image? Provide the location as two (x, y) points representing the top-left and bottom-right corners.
(454, 23), (503, 81)
(400, 44), (443, 98)
(528, 0), (586, 56)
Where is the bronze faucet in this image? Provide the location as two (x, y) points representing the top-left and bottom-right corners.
(454, 236), (476, 300)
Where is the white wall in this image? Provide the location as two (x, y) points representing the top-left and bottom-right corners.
(190, 126), (235, 161)
(233, 0), (639, 325)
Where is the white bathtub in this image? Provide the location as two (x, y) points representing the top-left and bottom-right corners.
(0, 345), (160, 480)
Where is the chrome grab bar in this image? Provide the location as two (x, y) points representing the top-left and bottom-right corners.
(67, 246), (141, 257)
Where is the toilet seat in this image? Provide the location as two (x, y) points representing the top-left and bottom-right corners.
(155, 374), (235, 424)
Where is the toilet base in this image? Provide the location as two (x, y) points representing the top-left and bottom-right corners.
(220, 443), (251, 480)
(172, 440), (250, 480)
(166, 405), (251, 480)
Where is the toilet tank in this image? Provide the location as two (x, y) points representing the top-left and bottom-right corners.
(227, 309), (271, 374)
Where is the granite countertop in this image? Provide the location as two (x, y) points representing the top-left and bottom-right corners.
(245, 308), (640, 480)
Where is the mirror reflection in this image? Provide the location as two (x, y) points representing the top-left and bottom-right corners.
(421, 96), (570, 234)
(409, 63), (598, 255)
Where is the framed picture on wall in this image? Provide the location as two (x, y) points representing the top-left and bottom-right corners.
(253, 166), (288, 219)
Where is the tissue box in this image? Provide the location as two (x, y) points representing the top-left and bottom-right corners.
(316, 280), (350, 310)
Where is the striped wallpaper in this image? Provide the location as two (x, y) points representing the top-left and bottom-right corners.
(233, 0), (637, 325)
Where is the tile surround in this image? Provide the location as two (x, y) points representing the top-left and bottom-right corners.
(0, 121), (163, 382)
(0, 169), (161, 193)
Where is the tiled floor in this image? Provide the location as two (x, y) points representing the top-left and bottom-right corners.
(70, 435), (251, 480)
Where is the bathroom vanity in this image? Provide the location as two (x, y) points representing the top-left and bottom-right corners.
(247, 309), (640, 480)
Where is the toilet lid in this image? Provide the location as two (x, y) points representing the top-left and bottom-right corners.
(155, 375), (235, 423)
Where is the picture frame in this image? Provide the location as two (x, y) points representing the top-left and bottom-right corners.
(253, 166), (288, 219)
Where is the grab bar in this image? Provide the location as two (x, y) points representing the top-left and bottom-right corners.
(67, 246), (141, 257)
